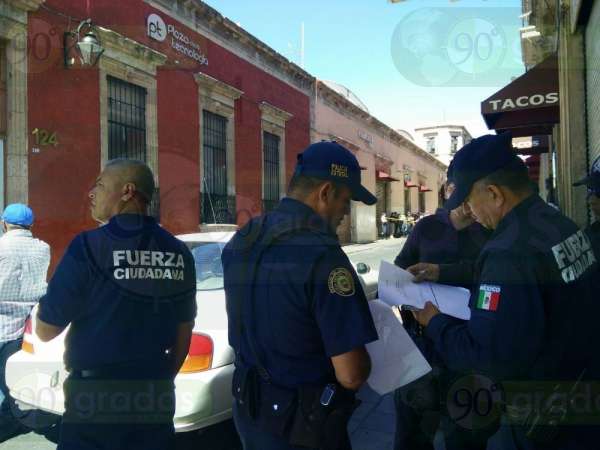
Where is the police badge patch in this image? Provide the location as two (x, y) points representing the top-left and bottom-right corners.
(328, 268), (355, 297)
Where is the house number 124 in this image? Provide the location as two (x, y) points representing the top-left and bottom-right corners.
(31, 128), (59, 147)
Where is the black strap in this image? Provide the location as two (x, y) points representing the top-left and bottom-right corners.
(234, 216), (331, 383)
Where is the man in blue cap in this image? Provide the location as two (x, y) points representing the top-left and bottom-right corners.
(222, 141), (378, 450)
(573, 156), (600, 262)
(0, 203), (50, 441)
(410, 133), (599, 449)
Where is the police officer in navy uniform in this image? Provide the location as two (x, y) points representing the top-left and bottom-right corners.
(573, 157), (600, 261)
(393, 174), (490, 450)
(35, 159), (197, 450)
(412, 133), (599, 450)
(222, 141), (379, 450)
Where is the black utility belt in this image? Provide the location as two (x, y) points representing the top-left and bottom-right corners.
(232, 366), (358, 450)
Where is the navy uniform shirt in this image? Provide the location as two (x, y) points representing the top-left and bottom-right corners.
(425, 195), (598, 382)
(394, 208), (490, 288)
(222, 198), (378, 389)
(38, 214), (197, 371)
(585, 221), (600, 264)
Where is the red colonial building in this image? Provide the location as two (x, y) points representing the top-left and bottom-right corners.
(0, 0), (312, 271)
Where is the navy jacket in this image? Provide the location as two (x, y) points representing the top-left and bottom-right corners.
(426, 195), (598, 382)
(585, 221), (600, 265)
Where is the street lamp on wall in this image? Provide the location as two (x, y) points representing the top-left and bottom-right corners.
(64, 19), (104, 68)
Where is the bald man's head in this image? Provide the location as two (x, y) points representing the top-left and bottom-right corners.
(104, 159), (155, 203)
(88, 159), (156, 223)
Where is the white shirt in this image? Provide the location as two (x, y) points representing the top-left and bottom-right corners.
(380, 214), (387, 223)
(0, 229), (50, 343)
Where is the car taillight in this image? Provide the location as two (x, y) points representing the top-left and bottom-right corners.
(21, 317), (34, 354)
(179, 333), (213, 374)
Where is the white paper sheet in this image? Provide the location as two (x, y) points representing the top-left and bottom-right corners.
(377, 261), (472, 320)
(365, 300), (432, 395)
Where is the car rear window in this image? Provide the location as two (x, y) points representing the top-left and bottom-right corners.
(186, 242), (227, 291)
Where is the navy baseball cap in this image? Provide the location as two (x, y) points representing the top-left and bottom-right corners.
(1, 203), (34, 226)
(573, 156), (600, 196)
(446, 157), (456, 184)
(294, 141), (377, 205)
(445, 133), (525, 210)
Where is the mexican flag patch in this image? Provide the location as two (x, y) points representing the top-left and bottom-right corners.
(476, 285), (501, 311)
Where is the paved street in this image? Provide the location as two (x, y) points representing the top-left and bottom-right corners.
(2, 419), (243, 450)
(2, 237), (406, 450)
(344, 236), (405, 269)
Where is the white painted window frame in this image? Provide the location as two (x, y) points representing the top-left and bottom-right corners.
(97, 26), (166, 183)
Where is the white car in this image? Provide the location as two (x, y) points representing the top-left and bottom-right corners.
(5, 231), (377, 432)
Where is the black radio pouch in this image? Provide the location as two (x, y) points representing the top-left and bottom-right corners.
(289, 385), (358, 450)
(232, 366), (260, 420)
(258, 382), (298, 437)
(233, 367), (298, 437)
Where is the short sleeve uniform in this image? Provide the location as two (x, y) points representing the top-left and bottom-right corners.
(223, 198), (377, 389)
(38, 214), (197, 372)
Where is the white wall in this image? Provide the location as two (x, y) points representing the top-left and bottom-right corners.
(414, 126), (471, 167)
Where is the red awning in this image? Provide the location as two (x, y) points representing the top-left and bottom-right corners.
(377, 170), (400, 182)
(419, 185), (432, 192)
(404, 180), (418, 188)
(481, 54), (559, 137)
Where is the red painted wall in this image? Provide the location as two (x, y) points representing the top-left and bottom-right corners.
(156, 68), (200, 236)
(27, 1), (311, 272)
(28, 9), (100, 272)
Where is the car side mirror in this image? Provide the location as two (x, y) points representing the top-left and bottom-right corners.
(356, 262), (370, 274)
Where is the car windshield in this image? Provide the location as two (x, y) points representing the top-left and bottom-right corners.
(186, 242), (227, 291)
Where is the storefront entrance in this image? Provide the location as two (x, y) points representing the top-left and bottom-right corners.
(376, 181), (388, 236)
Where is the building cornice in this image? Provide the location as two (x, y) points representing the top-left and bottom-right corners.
(194, 71), (244, 99)
(6, 0), (44, 12)
(145, 0), (315, 94)
(1, 0), (44, 27)
(317, 82), (447, 171)
(259, 101), (293, 123)
(414, 124), (472, 134)
(98, 25), (167, 75)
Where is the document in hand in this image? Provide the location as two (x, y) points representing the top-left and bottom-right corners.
(365, 300), (432, 395)
(377, 261), (472, 320)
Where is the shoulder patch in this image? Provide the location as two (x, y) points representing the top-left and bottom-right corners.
(328, 267), (355, 297)
(476, 284), (501, 311)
